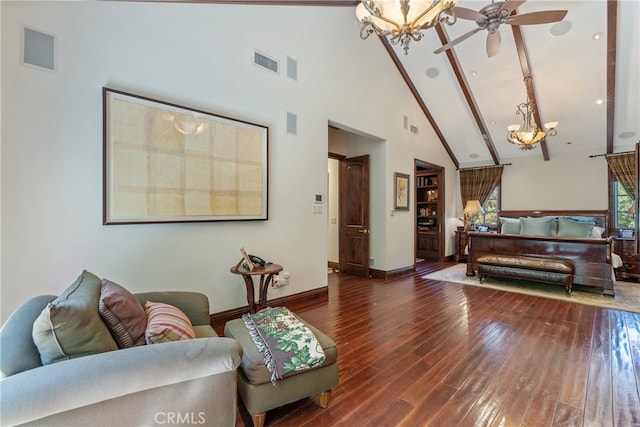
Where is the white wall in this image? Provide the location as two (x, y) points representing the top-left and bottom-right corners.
(0, 1), (457, 321)
(501, 148), (609, 210)
(1, 2), (612, 322)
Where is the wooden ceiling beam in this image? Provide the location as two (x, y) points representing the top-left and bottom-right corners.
(606, 0), (617, 154)
(108, 0), (359, 5)
(435, 25), (501, 165)
(511, 23), (550, 161)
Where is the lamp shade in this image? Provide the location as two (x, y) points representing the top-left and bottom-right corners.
(463, 200), (484, 216)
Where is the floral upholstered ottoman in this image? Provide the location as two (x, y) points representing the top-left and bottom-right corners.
(224, 308), (338, 427)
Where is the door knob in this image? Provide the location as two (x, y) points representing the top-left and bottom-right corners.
(358, 229), (370, 234)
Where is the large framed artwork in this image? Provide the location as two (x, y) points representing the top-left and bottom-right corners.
(103, 87), (268, 224)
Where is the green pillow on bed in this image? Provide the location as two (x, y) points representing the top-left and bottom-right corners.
(556, 217), (595, 238)
(499, 217), (521, 234)
(520, 217), (555, 236)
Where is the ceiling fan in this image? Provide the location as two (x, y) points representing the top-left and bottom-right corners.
(434, 0), (568, 57)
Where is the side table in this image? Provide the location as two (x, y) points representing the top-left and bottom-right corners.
(454, 230), (469, 263)
(230, 263), (283, 313)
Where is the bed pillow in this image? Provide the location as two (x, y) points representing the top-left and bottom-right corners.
(520, 216), (555, 236)
(99, 279), (147, 348)
(556, 217), (595, 238)
(144, 301), (195, 344)
(32, 270), (118, 365)
(500, 217), (521, 234)
(592, 226), (606, 238)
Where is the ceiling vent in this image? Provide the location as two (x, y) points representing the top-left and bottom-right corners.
(254, 50), (279, 73)
(410, 125), (419, 135)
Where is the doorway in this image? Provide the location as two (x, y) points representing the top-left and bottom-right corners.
(415, 159), (445, 264)
(327, 124), (382, 278)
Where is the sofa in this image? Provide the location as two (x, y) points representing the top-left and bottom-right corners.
(0, 272), (243, 427)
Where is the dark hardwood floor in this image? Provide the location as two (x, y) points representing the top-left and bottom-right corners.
(215, 261), (640, 427)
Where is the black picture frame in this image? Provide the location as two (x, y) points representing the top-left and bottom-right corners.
(103, 87), (269, 224)
(394, 172), (410, 211)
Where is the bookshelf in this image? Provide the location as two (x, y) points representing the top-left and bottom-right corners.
(416, 172), (440, 260)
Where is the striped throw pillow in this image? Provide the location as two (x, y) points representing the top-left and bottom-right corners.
(144, 301), (196, 344)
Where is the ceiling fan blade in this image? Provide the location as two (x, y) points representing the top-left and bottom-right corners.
(434, 27), (483, 54)
(452, 6), (486, 22)
(486, 30), (501, 58)
(509, 10), (568, 25)
(500, 0), (527, 15)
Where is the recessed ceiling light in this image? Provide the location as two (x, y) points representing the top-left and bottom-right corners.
(593, 32), (603, 40)
(596, 99), (604, 105)
(470, 153), (479, 159)
(490, 121), (496, 125)
(425, 67), (439, 78)
(566, 141), (572, 145)
(550, 20), (571, 36)
(619, 131), (637, 139)
(471, 70), (478, 77)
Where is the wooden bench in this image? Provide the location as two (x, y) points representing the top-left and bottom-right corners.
(477, 255), (575, 294)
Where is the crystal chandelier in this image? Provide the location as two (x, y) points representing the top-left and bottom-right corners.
(356, 0), (459, 55)
(506, 100), (558, 150)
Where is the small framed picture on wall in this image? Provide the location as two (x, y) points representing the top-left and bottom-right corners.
(394, 172), (410, 211)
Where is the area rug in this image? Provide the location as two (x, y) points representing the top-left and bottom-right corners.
(422, 263), (640, 314)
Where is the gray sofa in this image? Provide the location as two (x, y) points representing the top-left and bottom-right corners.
(0, 291), (242, 427)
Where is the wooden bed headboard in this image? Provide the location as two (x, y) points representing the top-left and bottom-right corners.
(498, 210), (609, 232)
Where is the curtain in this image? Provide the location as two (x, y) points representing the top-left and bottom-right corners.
(607, 153), (636, 201)
(459, 165), (503, 207)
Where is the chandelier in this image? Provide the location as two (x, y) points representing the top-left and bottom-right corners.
(356, 0), (459, 55)
(506, 99), (558, 150)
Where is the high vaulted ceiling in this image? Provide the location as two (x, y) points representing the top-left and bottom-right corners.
(381, 0), (639, 168)
(136, 0), (638, 168)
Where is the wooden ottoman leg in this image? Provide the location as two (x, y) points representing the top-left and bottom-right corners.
(319, 390), (332, 408)
(251, 412), (266, 427)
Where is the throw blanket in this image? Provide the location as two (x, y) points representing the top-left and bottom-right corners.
(242, 307), (325, 385)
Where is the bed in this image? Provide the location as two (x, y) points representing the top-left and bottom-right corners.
(465, 210), (616, 296)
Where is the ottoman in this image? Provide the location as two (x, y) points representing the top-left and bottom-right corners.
(224, 314), (338, 427)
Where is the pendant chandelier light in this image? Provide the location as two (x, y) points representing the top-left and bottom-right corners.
(506, 99), (558, 150)
(356, 0), (459, 55)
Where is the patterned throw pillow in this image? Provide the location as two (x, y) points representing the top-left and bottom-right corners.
(144, 301), (195, 344)
(99, 279), (147, 348)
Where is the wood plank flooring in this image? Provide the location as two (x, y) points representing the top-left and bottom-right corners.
(215, 261), (640, 427)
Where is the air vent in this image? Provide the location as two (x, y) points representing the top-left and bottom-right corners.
(410, 125), (419, 135)
(286, 112), (297, 135)
(254, 50), (279, 73)
(22, 25), (56, 72)
(287, 56), (297, 81)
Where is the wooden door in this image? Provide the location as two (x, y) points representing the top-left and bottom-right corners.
(339, 155), (370, 277)
(633, 142), (640, 258)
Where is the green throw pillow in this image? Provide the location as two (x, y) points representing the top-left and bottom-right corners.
(32, 270), (118, 365)
(499, 217), (521, 234)
(520, 217), (555, 236)
(556, 217), (595, 238)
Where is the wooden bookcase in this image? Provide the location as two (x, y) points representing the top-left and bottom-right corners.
(416, 172), (440, 261)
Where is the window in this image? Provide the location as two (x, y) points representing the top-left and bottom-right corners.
(476, 186), (499, 226)
(615, 181), (634, 228)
